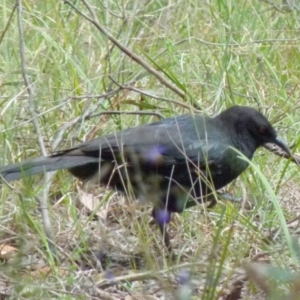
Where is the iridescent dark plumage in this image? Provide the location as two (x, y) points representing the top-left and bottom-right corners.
(0, 106), (291, 252)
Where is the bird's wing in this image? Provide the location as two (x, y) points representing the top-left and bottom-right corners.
(57, 114), (231, 167)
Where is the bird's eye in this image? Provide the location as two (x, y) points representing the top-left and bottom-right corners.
(258, 126), (267, 135)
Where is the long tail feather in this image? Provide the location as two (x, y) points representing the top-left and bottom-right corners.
(0, 155), (100, 182)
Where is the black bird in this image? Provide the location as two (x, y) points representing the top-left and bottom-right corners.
(0, 106), (291, 252)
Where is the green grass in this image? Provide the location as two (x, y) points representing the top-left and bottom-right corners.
(1, 0), (300, 299)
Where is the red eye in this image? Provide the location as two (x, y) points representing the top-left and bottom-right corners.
(258, 126), (267, 134)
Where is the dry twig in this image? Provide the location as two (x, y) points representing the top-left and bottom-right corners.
(64, 0), (186, 99)
(16, 0), (57, 259)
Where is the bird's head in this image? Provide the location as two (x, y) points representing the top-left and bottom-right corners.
(220, 106), (291, 156)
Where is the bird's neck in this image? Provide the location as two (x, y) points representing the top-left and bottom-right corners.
(233, 131), (259, 160)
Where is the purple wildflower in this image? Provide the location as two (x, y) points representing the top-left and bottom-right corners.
(176, 269), (190, 285)
(154, 209), (171, 225)
(146, 145), (166, 163)
(105, 270), (115, 281)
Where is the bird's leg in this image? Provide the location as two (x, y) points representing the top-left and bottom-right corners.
(152, 208), (175, 259)
(157, 221), (173, 252)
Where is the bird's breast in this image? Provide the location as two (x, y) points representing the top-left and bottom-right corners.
(208, 147), (251, 190)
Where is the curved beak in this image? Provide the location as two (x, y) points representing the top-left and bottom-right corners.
(273, 137), (292, 156)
